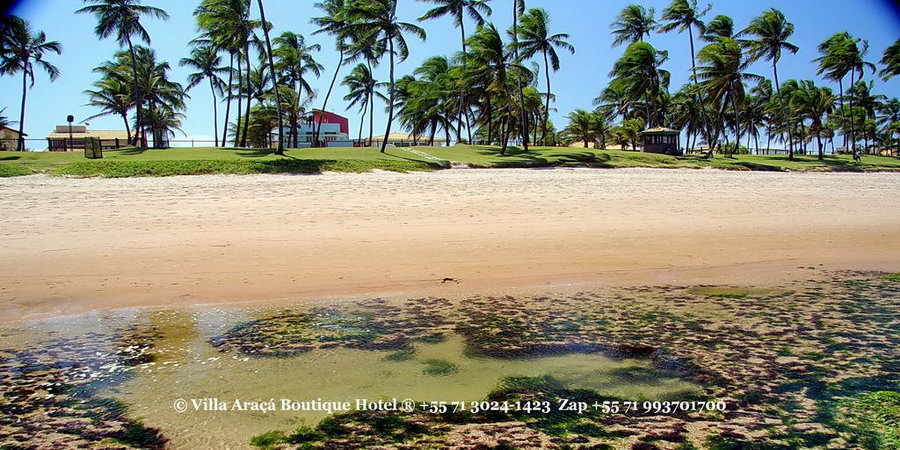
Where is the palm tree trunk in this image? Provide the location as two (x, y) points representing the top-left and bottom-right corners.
(500, 112), (510, 155)
(235, 53), (243, 146)
(848, 68), (857, 159)
(380, 39), (396, 154)
(485, 94), (493, 144)
(126, 37), (143, 147)
(256, 0), (284, 154)
(222, 53), (234, 147)
(773, 62), (793, 160)
(458, 15), (469, 144)
(317, 47), (344, 147)
(241, 44), (251, 147)
(358, 100), (367, 145)
(513, 0), (529, 151)
(816, 127), (824, 160)
(17, 68), (27, 151)
(838, 78), (846, 150)
(367, 59), (374, 147)
(209, 78), (219, 147)
(540, 49), (552, 146)
(121, 113), (132, 144)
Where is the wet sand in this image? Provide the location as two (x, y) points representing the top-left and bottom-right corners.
(1, 168), (898, 321)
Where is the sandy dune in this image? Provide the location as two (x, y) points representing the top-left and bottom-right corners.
(1, 168), (898, 321)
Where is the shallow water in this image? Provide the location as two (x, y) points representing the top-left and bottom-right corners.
(1, 306), (699, 449)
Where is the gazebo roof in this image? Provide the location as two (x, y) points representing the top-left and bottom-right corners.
(639, 127), (679, 135)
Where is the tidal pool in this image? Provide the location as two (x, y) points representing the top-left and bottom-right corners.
(106, 309), (698, 448)
(0, 306), (700, 448)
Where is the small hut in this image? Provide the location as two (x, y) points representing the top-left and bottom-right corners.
(639, 127), (681, 156)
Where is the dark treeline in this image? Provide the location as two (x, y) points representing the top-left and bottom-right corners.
(1, 0), (898, 158)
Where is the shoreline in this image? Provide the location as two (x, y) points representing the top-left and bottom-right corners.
(2, 168), (898, 322)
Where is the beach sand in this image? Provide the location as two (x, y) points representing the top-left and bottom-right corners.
(1, 168), (898, 321)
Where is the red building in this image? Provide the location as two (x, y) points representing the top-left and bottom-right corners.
(312, 109), (349, 135)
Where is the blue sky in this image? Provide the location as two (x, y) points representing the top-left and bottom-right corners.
(2, 0), (899, 144)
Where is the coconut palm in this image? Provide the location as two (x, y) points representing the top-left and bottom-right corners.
(312, 0), (354, 147)
(344, 0), (427, 153)
(77, 0), (168, 147)
(274, 32), (323, 147)
(564, 109), (594, 148)
(611, 4), (656, 47)
(695, 38), (761, 157)
(467, 24), (515, 153)
(814, 32), (876, 156)
(791, 80), (835, 160)
(877, 98), (900, 153)
(407, 56), (458, 145)
(0, 108), (10, 130)
(590, 110), (611, 150)
(133, 46), (188, 147)
(740, 8), (799, 159)
(83, 76), (134, 142)
(701, 15), (733, 42)
(880, 39), (900, 81)
(514, 7), (574, 145)
(0, 16), (61, 151)
(180, 45), (226, 146)
(659, 0), (710, 146)
(194, 0), (257, 146)
(609, 42), (670, 128)
(343, 63), (386, 145)
(249, 0), (285, 153)
(511, 0), (528, 150)
(418, 0), (492, 144)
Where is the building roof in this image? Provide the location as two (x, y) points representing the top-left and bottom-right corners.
(371, 132), (423, 142)
(0, 126), (25, 136)
(640, 127), (679, 135)
(47, 129), (131, 140)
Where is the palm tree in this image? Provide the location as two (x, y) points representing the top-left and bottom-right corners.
(312, 0), (353, 147)
(880, 39), (900, 81)
(248, 0), (285, 153)
(194, 0), (256, 147)
(344, 0), (426, 153)
(659, 0), (710, 148)
(609, 42), (670, 129)
(702, 15), (733, 41)
(695, 38), (761, 156)
(180, 45), (226, 146)
(83, 76), (134, 142)
(611, 4), (656, 47)
(131, 46), (188, 147)
(418, 0), (492, 144)
(564, 109), (594, 148)
(0, 16), (61, 151)
(468, 24), (515, 153)
(814, 32), (876, 156)
(740, 8), (798, 159)
(274, 32), (323, 148)
(877, 98), (900, 154)
(343, 63), (386, 145)
(77, 0), (169, 147)
(515, 8), (574, 146)
(791, 80), (835, 160)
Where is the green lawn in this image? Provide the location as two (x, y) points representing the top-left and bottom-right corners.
(0, 147), (445, 177)
(421, 145), (900, 172)
(1, 145), (898, 178)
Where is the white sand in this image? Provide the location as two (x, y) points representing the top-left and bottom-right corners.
(1, 168), (898, 321)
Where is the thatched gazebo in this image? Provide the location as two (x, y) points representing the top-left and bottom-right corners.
(639, 127), (681, 156)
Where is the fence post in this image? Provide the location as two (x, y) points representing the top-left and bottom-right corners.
(115, 138), (120, 149)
